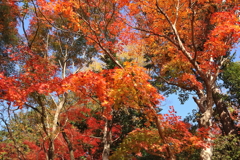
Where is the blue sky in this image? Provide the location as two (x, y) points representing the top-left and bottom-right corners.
(162, 47), (240, 120)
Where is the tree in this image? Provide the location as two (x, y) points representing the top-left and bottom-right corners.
(220, 61), (240, 135)
(1, 50), (177, 160)
(221, 61), (240, 107)
(0, 0), (19, 76)
(110, 107), (206, 160)
(1, 0), (239, 159)
(212, 134), (240, 160)
(118, 1), (239, 159)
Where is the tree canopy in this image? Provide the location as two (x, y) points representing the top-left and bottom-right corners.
(0, 0), (239, 160)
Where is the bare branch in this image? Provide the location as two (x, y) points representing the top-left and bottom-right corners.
(0, 105), (26, 160)
(155, 0), (205, 82)
(174, 0), (180, 26)
(36, 4), (70, 33)
(24, 102), (43, 116)
(76, 10), (123, 69)
(189, 0), (198, 61)
(29, 0), (40, 48)
(132, 26), (180, 48)
(19, 15), (30, 47)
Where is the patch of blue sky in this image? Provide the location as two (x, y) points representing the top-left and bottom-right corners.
(161, 47), (240, 120)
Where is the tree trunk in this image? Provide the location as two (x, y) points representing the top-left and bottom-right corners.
(194, 93), (214, 160)
(48, 140), (55, 160)
(62, 130), (75, 160)
(47, 98), (65, 160)
(213, 91), (237, 135)
(200, 142), (213, 160)
(102, 120), (112, 160)
(149, 106), (176, 160)
(155, 115), (176, 160)
(199, 113), (213, 160)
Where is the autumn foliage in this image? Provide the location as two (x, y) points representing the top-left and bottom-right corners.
(0, 0), (239, 160)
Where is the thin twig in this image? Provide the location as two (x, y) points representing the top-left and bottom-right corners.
(29, 0), (40, 48)
(189, 0), (198, 61)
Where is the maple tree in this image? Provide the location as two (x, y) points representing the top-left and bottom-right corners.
(0, 0), (239, 160)
(1, 53), (201, 159)
(116, 1), (240, 159)
(110, 107), (207, 160)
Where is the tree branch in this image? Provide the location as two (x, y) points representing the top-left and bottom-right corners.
(189, 0), (198, 61)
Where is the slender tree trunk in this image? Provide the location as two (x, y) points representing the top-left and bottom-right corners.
(48, 140), (55, 160)
(154, 115), (176, 160)
(0, 116), (26, 160)
(62, 130), (75, 160)
(102, 120), (112, 160)
(150, 106), (176, 160)
(47, 97), (65, 160)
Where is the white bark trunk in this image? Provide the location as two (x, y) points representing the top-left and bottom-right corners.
(102, 120), (111, 160)
(200, 141), (213, 160)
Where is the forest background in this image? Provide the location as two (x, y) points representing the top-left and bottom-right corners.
(0, 0), (239, 160)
